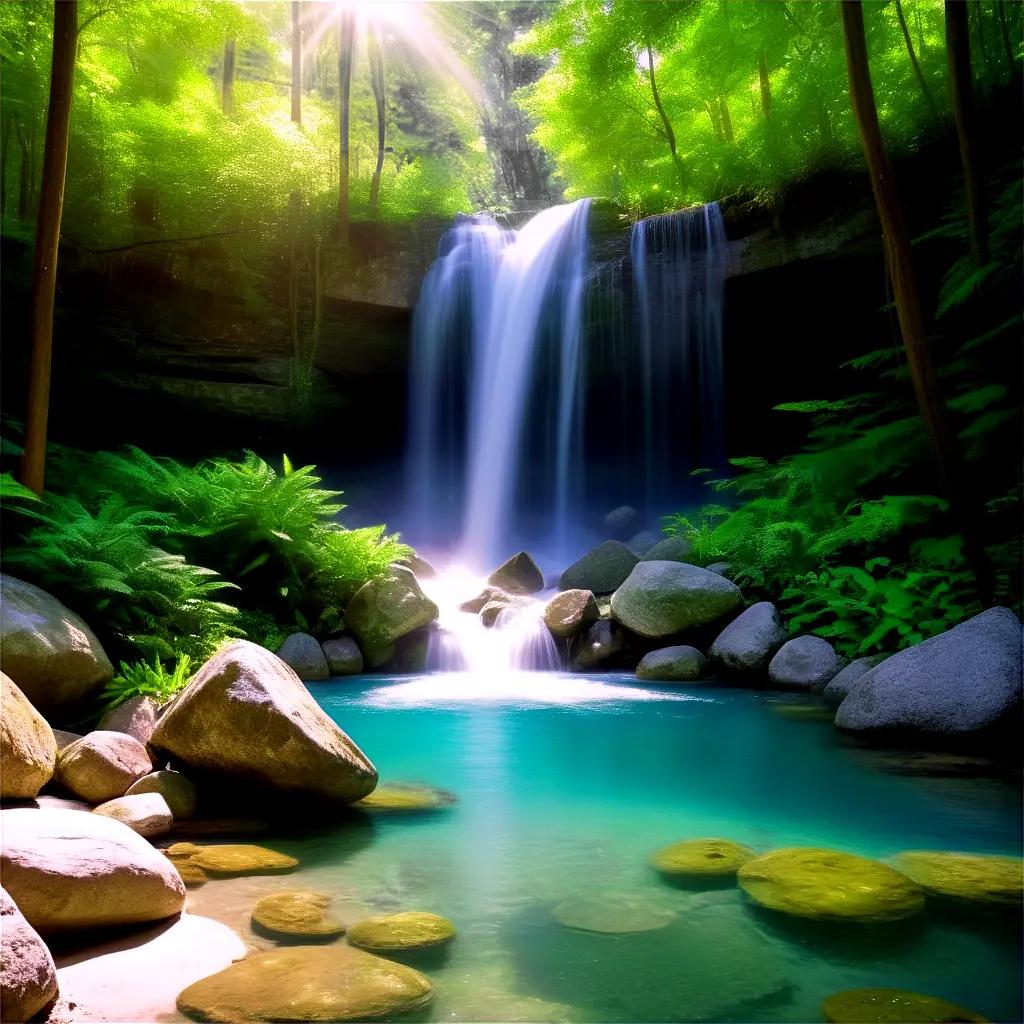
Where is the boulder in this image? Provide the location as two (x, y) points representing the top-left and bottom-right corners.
(552, 892), (676, 934)
(51, 729), (83, 752)
(126, 770), (198, 818)
(708, 602), (786, 675)
(150, 641), (377, 805)
(768, 636), (845, 691)
(0, 886), (58, 1023)
(56, 731), (153, 803)
(98, 695), (161, 745)
(737, 847), (924, 922)
(890, 851), (1022, 906)
(601, 505), (640, 538)
(275, 633), (330, 681)
(821, 988), (988, 1024)
(705, 562), (732, 577)
(822, 656), (884, 703)
(641, 536), (693, 562)
(459, 586), (507, 615)
(570, 619), (633, 671)
(344, 566), (438, 668)
(396, 554), (436, 579)
(543, 589), (599, 639)
(168, 843), (298, 877)
(635, 646), (707, 682)
(0, 575), (113, 719)
(321, 636), (364, 676)
(0, 808), (186, 933)
(559, 541), (639, 595)
(252, 891), (346, 939)
(0, 672), (57, 799)
(347, 912), (456, 953)
(93, 793), (174, 837)
(176, 944), (434, 1022)
(487, 551), (544, 595)
(626, 530), (660, 557)
(835, 608), (1023, 738)
(650, 838), (755, 879)
(480, 594), (531, 627)
(610, 561), (743, 638)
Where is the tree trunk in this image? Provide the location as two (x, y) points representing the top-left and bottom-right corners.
(222, 38), (236, 114)
(16, 121), (30, 219)
(894, 0), (942, 122)
(0, 115), (10, 218)
(995, 1), (1019, 83)
(945, 0), (989, 264)
(336, 9), (356, 240)
(288, 192), (300, 388)
(758, 52), (772, 120)
(839, 0), (988, 596)
(718, 95), (734, 141)
(20, 0), (77, 494)
(368, 22), (386, 213)
(290, 1), (301, 124)
(704, 99), (723, 141)
(644, 45), (685, 184)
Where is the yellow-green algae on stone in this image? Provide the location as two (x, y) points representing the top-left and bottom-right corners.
(822, 988), (989, 1023)
(552, 891), (677, 933)
(353, 782), (456, 813)
(176, 944), (433, 1022)
(651, 838), (755, 879)
(347, 911), (456, 952)
(737, 848), (924, 922)
(167, 842), (298, 877)
(891, 851), (1023, 906)
(252, 891), (345, 939)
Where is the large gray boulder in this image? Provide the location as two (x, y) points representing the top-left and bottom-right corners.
(835, 608), (1023, 738)
(276, 633), (330, 681)
(0, 672), (57, 799)
(641, 536), (693, 562)
(0, 575), (113, 719)
(571, 620), (633, 671)
(321, 635), (364, 676)
(487, 551), (544, 595)
(602, 505), (640, 538)
(610, 561), (743, 638)
(150, 640), (377, 804)
(708, 602), (786, 675)
(822, 655), (884, 703)
(1, 886), (58, 1022)
(344, 566), (438, 668)
(0, 808), (186, 934)
(560, 541), (639, 595)
(768, 636), (845, 691)
(98, 695), (161, 746)
(544, 589), (599, 639)
(635, 646), (707, 682)
(56, 731), (154, 804)
(627, 530), (660, 557)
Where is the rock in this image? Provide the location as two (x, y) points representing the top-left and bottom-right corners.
(344, 566), (439, 668)
(708, 602), (786, 675)
(0, 575), (113, 719)
(705, 561), (732, 576)
(559, 541), (639, 594)
(570, 619), (632, 671)
(821, 988), (989, 1023)
(353, 783), (456, 813)
(149, 640), (377, 805)
(347, 911), (456, 953)
(641, 536), (693, 562)
(459, 586), (507, 615)
(543, 589), (599, 639)
(169, 843), (298, 876)
(0, 808), (186, 933)
(98, 695), (161, 745)
(0, 886), (58, 1023)
(890, 851), (1022, 906)
(126, 770), (198, 818)
(610, 561), (743, 638)
(396, 554), (436, 580)
(51, 729), (83, 751)
(487, 551), (544, 595)
(650, 838), (756, 879)
(835, 608), (1023, 738)
(601, 505), (640, 538)
(768, 636), (845, 690)
(737, 847), (924, 922)
(626, 530), (660, 557)
(275, 633), (330, 681)
(321, 636), (364, 676)
(93, 793), (174, 837)
(822, 655), (884, 702)
(56, 731), (153, 803)
(176, 944), (434, 1022)
(252, 891), (346, 939)
(480, 595), (531, 627)
(635, 645), (707, 682)
(770, 702), (836, 722)
(552, 892), (677, 934)
(0, 672), (57, 799)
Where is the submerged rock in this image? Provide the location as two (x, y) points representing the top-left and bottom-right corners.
(487, 551), (544, 595)
(0, 672), (57, 799)
(126, 769), (198, 819)
(708, 602), (786, 675)
(347, 911), (456, 953)
(0, 886), (58, 1023)
(252, 891), (346, 939)
(559, 540), (639, 595)
(552, 892), (677, 934)
(276, 633), (330, 681)
(835, 607), (1023, 739)
(353, 782), (456, 813)
(543, 589), (599, 639)
(150, 640), (377, 805)
(822, 655), (884, 702)
(93, 793), (174, 837)
(169, 843), (298, 877)
(321, 635), (364, 676)
(767, 636), (845, 691)
(57, 731), (154, 803)
(0, 575), (113, 719)
(635, 645), (707, 682)
(611, 561), (743, 638)
(821, 988), (989, 1023)
(98, 695), (161, 746)
(737, 847), (924, 922)
(890, 851), (1023, 906)
(570, 619), (633, 671)
(641, 535), (693, 562)
(176, 944), (434, 1022)
(651, 838), (755, 879)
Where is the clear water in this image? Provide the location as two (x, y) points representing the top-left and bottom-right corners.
(187, 674), (1022, 1023)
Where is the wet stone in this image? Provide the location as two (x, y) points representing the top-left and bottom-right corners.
(347, 911), (456, 952)
(251, 890), (346, 939)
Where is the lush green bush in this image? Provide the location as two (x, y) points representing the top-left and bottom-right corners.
(102, 655), (194, 710)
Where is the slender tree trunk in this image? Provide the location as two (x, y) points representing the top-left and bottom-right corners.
(20, 0), (77, 494)
(945, 0), (989, 264)
(16, 121), (30, 219)
(337, 9), (356, 240)
(368, 21), (386, 214)
(288, 192), (300, 388)
(995, 1), (1018, 83)
(644, 45), (685, 184)
(758, 53), (772, 120)
(0, 115), (11, 218)
(222, 38), (236, 114)
(718, 95), (734, 141)
(290, 1), (301, 124)
(968, 1), (994, 88)
(839, 0), (988, 595)
(894, 0), (942, 122)
(704, 99), (723, 141)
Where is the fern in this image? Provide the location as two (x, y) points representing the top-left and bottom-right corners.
(102, 655), (194, 710)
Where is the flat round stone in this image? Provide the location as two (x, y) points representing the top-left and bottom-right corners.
(179, 844), (298, 877)
(251, 891), (345, 939)
(651, 838), (755, 878)
(347, 911), (456, 952)
(552, 892), (677, 934)
(891, 851), (1023, 906)
(822, 988), (989, 1023)
(353, 783), (455, 813)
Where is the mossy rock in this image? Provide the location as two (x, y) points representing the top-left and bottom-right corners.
(822, 988), (989, 1023)
(552, 891), (677, 934)
(737, 848), (924, 922)
(173, 860), (210, 888)
(347, 911), (456, 953)
(169, 843), (298, 877)
(176, 944), (433, 1022)
(252, 891), (346, 939)
(651, 838), (755, 879)
(891, 851), (1023, 906)
(353, 783), (456, 813)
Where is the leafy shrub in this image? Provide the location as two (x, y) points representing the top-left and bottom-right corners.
(102, 655), (194, 710)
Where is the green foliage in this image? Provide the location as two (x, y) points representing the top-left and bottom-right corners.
(102, 654), (194, 710)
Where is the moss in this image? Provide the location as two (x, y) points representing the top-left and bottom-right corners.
(822, 987), (989, 1023)
(891, 851), (1023, 906)
(651, 838), (755, 879)
(347, 912), (456, 953)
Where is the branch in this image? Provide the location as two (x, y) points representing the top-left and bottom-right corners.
(78, 229), (245, 254)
